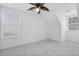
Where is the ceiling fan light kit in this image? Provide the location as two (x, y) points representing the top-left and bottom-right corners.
(27, 3), (49, 14)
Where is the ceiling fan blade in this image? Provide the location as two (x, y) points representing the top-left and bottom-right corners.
(38, 10), (41, 14)
(40, 3), (45, 5)
(27, 7), (36, 10)
(41, 6), (49, 11)
(36, 3), (41, 7)
(29, 3), (36, 5)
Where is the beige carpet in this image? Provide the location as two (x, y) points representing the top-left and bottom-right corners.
(0, 39), (79, 56)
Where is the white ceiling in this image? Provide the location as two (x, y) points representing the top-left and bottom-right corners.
(0, 3), (32, 12)
(0, 3), (76, 13)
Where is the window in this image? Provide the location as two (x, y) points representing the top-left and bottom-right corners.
(1, 10), (21, 38)
(67, 15), (79, 31)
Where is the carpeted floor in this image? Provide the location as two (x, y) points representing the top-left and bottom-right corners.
(0, 39), (79, 56)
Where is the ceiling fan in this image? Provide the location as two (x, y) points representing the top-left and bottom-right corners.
(27, 3), (49, 14)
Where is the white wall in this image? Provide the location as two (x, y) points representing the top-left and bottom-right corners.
(76, 4), (79, 15)
(66, 31), (79, 43)
(46, 3), (79, 43)
(51, 3), (77, 41)
(56, 3), (79, 43)
(41, 3), (77, 42)
(0, 6), (1, 38)
(0, 6), (48, 49)
(0, 8), (1, 47)
(66, 4), (79, 43)
(39, 8), (61, 41)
